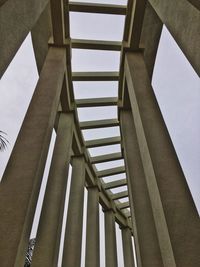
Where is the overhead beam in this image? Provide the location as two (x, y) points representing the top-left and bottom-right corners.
(69, 2), (127, 15)
(72, 72), (119, 81)
(72, 39), (122, 51)
(90, 152), (122, 164)
(80, 119), (119, 129)
(75, 97), (118, 107)
(111, 190), (129, 200)
(117, 201), (130, 210)
(85, 136), (121, 148)
(104, 178), (127, 190)
(97, 166), (125, 178)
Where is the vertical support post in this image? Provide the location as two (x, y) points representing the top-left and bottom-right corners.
(85, 186), (100, 267)
(148, 0), (200, 76)
(62, 156), (85, 267)
(125, 51), (200, 267)
(104, 209), (118, 267)
(121, 227), (135, 267)
(0, 0), (49, 77)
(121, 109), (163, 267)
(0, 47), (66, 267)
(31, 113), (74, 267)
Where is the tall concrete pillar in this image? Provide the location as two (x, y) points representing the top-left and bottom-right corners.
(0, 47), (66, 267)
(121, 109), (163, 267)
(148, 0), (200, 76)
(0, 0), (49, 77)
(125, 51), (200, 267)
(121, 226), (135, 267)
(85, 186), (100, 267)
(104, 209), (118, 267)
(31, 113), (74, 267)
(62, 156), (85, 267)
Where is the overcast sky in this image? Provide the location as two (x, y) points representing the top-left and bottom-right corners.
(0, 8), (199, 267)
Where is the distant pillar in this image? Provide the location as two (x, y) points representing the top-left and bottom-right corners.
(121, 227), (135, 267)
(104, 209), (118, 267)
(125, 51), (200, 267)
(31, 113), (74, 267)
(0, 47), (66, 267)
(85, 186), (100, 267)
(62, 156), (85, 267)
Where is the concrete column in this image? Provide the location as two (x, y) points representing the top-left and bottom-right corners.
(148, 0), (200, 76)
(31, 113), (74, 267)
(85, 186), (100, 267)
(0, 0), (49, 77)
(62, 156), (85, 267)
(104, 209), (118, 267)
(0, 47), (66, 267)
(31, 2), (52, 74)
(140, 2), (163, 79)
(121, 227), (135, 267)
(121, 109), (163, 267)
(125, 51), (200, 267)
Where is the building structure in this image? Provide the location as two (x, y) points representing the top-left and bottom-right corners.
(0, 0), (200, 266)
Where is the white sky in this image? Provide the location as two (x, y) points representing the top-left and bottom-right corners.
(0, 6), (199, 267)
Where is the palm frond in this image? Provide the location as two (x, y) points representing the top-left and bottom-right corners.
(0, 131), (9, 151)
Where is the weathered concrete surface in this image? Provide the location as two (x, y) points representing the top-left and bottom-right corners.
(31, 3), (52, 74)
(85, 186), (100, 267)
(31, 113), (74, 267)
(0, 47), (66, 267)
(104, 210), (118, 267)
(121, 227), (135, 267)
(121, 109), (164, 267)
(62, 156), (85, 267)
(149, 0), (200, 76)
(125, 52), (200, 267)
(0, 0), (49, 77)
(140, 2), (163, 79)
(187, 0), (200, 10)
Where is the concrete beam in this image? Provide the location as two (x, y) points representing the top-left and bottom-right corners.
(75, 97), (118, 107)
(72, 71), (119, 81)
(111, 190), (129, 200)
(80, 119), (119, 130)
(72, 39), (122, 51)
(69, 2), (127, 15)
(97, 166), (125, 178)
(117, 201), (130, 210)
(91, 152), (122, 164)
(104, 178), (127, 190)
(85, 136), (121, 148)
